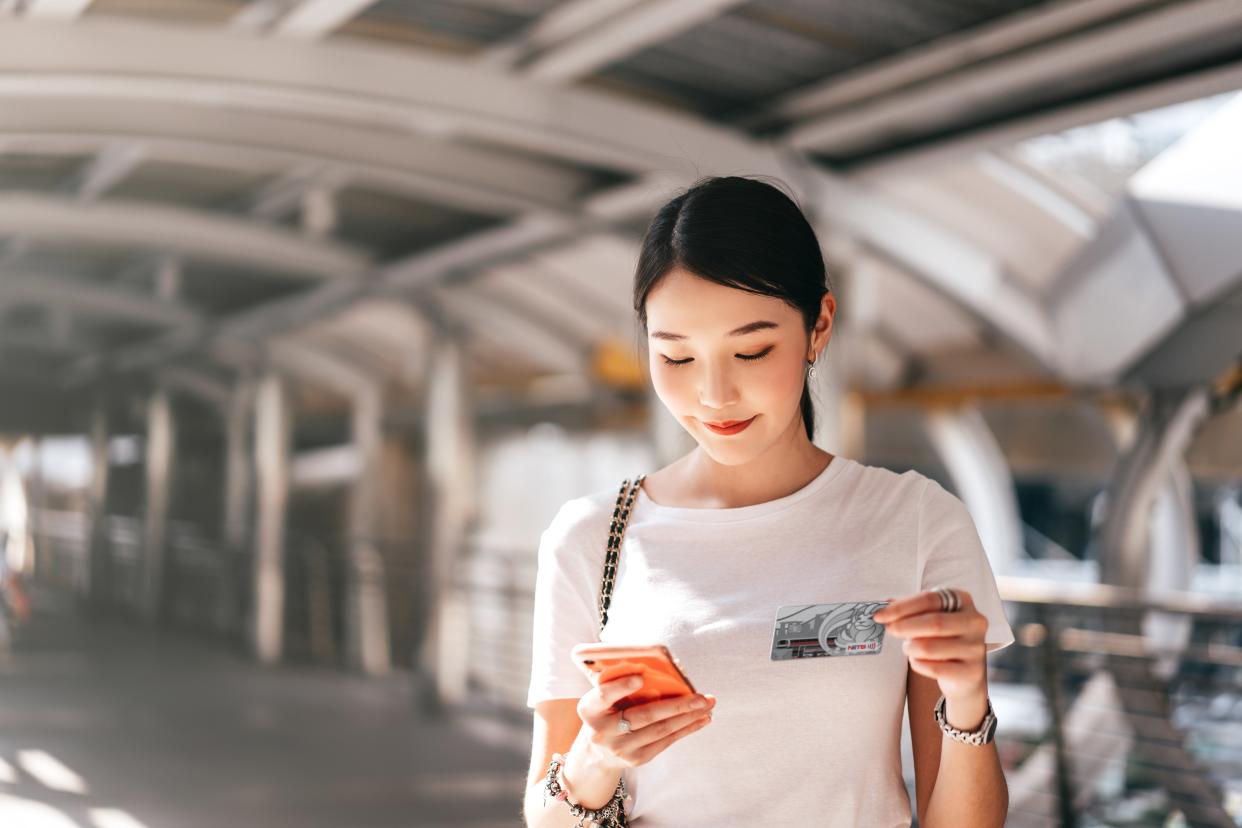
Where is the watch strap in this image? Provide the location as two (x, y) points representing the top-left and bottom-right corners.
(934, 694), (997, 745)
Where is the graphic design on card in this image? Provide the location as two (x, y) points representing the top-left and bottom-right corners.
(770, 600), (889, 660)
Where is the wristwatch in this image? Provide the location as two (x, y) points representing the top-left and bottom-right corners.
(934, 695), (997, 745)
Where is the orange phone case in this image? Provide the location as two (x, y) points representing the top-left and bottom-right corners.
(571, 643), (697, 711)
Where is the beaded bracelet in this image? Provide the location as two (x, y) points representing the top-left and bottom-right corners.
(543, 752), (629, 827)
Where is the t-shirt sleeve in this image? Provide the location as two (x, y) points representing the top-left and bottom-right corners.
(526, 497), (605, 708)
(916, 478), (1015, 653)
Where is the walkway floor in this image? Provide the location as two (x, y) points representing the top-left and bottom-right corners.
(0, 587), (531, 828)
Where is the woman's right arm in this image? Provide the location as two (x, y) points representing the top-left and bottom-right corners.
(523, 674), (716, 827)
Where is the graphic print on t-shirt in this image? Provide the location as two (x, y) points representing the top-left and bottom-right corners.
(770, 600), (889, 660)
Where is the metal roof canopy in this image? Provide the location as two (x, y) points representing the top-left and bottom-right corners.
(0, 0), (1236, 427)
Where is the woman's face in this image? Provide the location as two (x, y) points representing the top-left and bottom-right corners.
(644, 268), (832, 465)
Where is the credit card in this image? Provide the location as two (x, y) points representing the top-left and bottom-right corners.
(770, 600), (889, 660)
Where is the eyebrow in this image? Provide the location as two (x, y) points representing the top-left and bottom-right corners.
(649, 320), (779, 342)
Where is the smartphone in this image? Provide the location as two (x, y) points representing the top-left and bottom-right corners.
(571, 642), (697, 711)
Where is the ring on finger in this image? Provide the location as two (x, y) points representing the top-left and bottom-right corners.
(617, 714), (631, 733)
(936, 587), (961, 613)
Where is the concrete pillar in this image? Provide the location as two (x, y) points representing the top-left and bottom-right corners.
(345, 387), (391, 676)
(216, 378), (253, 636)
(145, 266), (182, 619)
(418, 333), (477, 712)
(86, 400), (111, 606)
(1145, 460), (1200, 676)
(924, 405), (1024, 575)
(1216, 487), (1242, 567)
(1097, 389), (1209, 590)
(141, 388), (175, 621)
(1097, 390), (1207, 677)
(252, 373), (291, 664)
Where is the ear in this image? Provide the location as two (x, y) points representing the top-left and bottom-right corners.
(810, 291), (835, 358)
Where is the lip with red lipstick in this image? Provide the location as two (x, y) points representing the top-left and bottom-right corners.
(702, 415), (757, 435)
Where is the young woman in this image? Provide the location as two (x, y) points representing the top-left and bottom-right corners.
(523, 176), (1014, 827)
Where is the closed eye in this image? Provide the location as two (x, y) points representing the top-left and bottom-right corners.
(661, 346), (774, 366)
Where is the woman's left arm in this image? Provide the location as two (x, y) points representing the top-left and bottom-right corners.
(874, 590), (1008, 828)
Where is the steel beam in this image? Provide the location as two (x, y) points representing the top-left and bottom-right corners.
(23, 0), (93, 20)
(517, 0), (747, 83)
(0, 19), (781, 177)
(272, 0), (379, 39)
(785, 0), (1242, 158)
(0, 193), (368, 282)
(754, 0), (1166, 128)
(853, 60), (1242, 180)
(0, 272), (200, 329)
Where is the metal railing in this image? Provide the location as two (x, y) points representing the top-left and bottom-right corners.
(992, 576), (1242, 828)
(24, 509), (431, 667)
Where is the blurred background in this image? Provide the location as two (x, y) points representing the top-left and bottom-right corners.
(0, 1), (1240, 826)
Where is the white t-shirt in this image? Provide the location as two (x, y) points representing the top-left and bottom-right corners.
(527, 455), (1014, 827)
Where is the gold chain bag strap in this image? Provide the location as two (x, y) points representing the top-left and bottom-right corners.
(598, 474), (645, 634)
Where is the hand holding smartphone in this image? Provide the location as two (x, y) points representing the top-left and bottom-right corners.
(569, 642), (715, 773)
(571, 642), (698, 711)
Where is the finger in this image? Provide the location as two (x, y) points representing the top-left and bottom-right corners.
(627, 712), (713, 765)
(885, 610), (986, 640)
(587, 674), (644, 718)
(623, 692), (715, 731)
(622, 707), (711, 750)
(873, 591), (939, 624)
(902, 636), (984, 662)
(874, 588), (975, 624)
(605, 673), (644, 701)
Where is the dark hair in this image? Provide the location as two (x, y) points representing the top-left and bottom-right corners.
(633, 175), (832, 441)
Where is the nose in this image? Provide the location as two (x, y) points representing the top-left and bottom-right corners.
(698, 360), (739, 411)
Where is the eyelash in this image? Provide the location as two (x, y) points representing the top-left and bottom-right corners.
(661, 346), (774, 367)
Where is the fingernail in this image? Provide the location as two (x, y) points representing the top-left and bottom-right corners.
(628, 676), (642, 688)
(691, 697), (706, 709)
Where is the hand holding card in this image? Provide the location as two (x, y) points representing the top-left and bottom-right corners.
(771, 600), (890, 660)
(873, 588), (989, 702)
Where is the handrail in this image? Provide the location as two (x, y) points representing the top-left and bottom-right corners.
(998, 574), (1242, 621)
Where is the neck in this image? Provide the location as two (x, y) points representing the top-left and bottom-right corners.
(682, 420), (833, 509)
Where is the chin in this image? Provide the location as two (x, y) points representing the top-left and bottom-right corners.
(698, 446), (758, 466)
(688, 425), (768, 465)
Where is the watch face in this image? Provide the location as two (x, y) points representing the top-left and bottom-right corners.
(984, 715), (998, 743)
